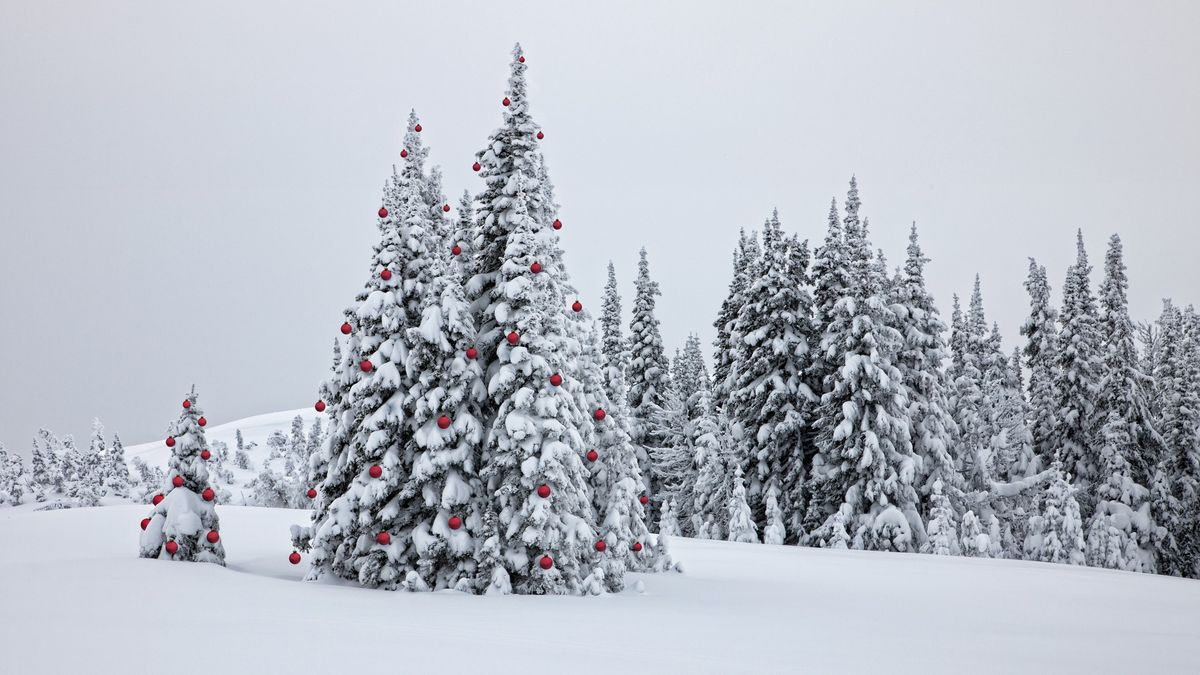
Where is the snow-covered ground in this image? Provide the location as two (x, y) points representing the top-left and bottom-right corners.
(2, 505), (1199, 674)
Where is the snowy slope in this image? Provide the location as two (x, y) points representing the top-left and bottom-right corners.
(2, 505), (1199, 674)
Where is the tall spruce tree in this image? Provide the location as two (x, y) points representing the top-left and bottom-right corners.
(712, 229), (759, 405)
(1152, 301), (1200, 576)
(1021, 258), (1059, 463)
(627, 247), (672, 509)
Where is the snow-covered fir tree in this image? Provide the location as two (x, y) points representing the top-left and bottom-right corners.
(627, 246), (672, 514)
(727, 465), (758, 544)
(712, 229), (760, 406)
(1021, 258), (1059, 463)
(922, 479), (960, 556)
(691, 394), (738, 540)
(0, 444), (27, 506)
(1025, 459), (1086, 566)
(139, 389), (225, 565)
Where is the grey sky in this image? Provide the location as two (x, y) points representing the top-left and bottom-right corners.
(2, 1), (1197, 454)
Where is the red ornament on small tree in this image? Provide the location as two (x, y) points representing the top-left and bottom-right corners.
(539, 555), (553, 570)
(307, 488), (317, 499)
(536, 131), (544, 140)
(380, 268), (392, 281)
(202, 487), (215, 502)
(632, 541), (643, 552)
(451, 244), (462, 256)
(400, 149), (408, 158)
(360, 359), (373, 372)
(289, 551), (302, 565)
(198, 417), (207, 427)
(473, 161), (481, 172)
(165, 436), (175, 447)
(594, 540), (607, 552)
(552, 219), (562, 230)
(572, 300), (582, 312)
(518, 56), (525, 63)
(639, 494), (649, 505)
(530, 262), (542, 274)
(200, 449), (211, 461)
(414, 123), (422, 132)
(207, 530), (220, 544)
(378, 206), (388, 218)
(182, 400), (191, 409)
(537, 484), (551, 498)
(141, 518), (151, 530)
(466, 347), (478, 359)
(506, 331), (520, 345)
(341, 322), (353, 335)
(502, 97), (511, 107)
(369, 465), (383, 479)
(376, 532), (391, 545)
(172, 475), (184, 488)
(549, 373), (563, 387)
(165, 540), (179, 555)
(442, 204), (451, 212)
(437, 415), (452, 429)
(315, 400), (326, 412)
(593, 408), (606, 421)
(448, 516), (462, 530)
(152, 494), (164, 506)
(586, 450), (598, 462)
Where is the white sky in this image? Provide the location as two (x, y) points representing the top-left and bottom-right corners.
(1, 1), (1197, 453)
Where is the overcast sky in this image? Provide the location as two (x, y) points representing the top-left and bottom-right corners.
(1, 1), (1197, 454)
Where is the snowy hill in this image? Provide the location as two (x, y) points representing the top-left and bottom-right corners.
(2, 505), (1198, 674)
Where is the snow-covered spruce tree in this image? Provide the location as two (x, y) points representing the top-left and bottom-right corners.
(727, 465), (759, 544)
(600, 261), (625, 367)
(804, 177), (921, 552)
(675, 333), (711, 420)
(1152, 300), (1200, 577)
(648, 390), (696, 534)
(0, 444), (27, 506)
(397, 233), (487, 592)
(712, 229), (760, 406)
(691, 393), (737, 540)
(951, 276), (994, 492)
(727, 210), (815, 538)
(627, 246), (672, 511)
(1054, 231), (1105, 517)
(922, 479), (959, 556)
(475, 176), (597, 595)
(64, 434), (100, 507)
(1026, 459), (1086, 566)
(1021, 258), (1059, 464)
(763, 485), (786, 545)
(301, 113), (440, 589)
(105, 432), (131, 498)
(808, 197), (850, 406)
(891, 224), (962, 521)
(140, 389), (225, 565)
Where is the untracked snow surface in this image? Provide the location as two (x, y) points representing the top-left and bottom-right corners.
(2, 505), (1199, 674)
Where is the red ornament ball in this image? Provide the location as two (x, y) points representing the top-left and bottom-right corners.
(202, 487), (215, 502)
(315, 400), (326, 412)
(472, 161), (481, 172)
(466, 347), (478, 360)
(165, 436), (175, 448)
(360, 359), (373, 373)
(152, 494), (164, 506)
(140, 518), (151, 531)
(380, 268), (392, 281)
(200, 449), (211, 461)
(182, 399), (191, 409)
(539, 555), (553, 570)
(341, 322), (353, 335)
(506, 331), (520, 345)
(369, 464), (383, 479)
(572, 300), (583, 312)
(289, 551), (302, 565)
(307, 488), (317, 499)
(414, 123), (422, 132)
(593, 408), (606, 421)
(376, 531), (392, 546)
(536, 131), (544, 140)
(586, 449), (598, 462)
(502, 97), (511, 107)
(552, 219), (562, 230)
(442, 203), (451, 212)
(519, 56), (525, 63)
(632, 541), (643, 552)
(400, 149), (409, 158)
(549, 373), (562, 387)
(537, 484), (551, 498)
(437, 415), (452, 430)
(198, 417), (207, 427)
(451, 244), (462, 256)
(639, 494), (649, 505)
(448, 516), (463, 530)
(530, 262), (542, 274)
(172, 475), (184, 488)
(206, 530), (220, 544)
(594, 540), (606, 552)
(378, 206), (388, 219)
(165, 540), (179, 555)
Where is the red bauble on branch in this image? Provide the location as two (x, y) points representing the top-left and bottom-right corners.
(198, 417), (207, 427)
(380, 269), (392, 281)
(360, 359), (373, 373)
(140, 518), (151, 530)
(369, 465), (383, 479)
(536, 131), (544, 140)
(200, 449), (211, 461)
(202, 487), (215, 502)
(506, 331), (520, 345)
(152, 494), (164, 506)
(593, 408), (606, 421)
(639, 494), (649, 505)
(465, 347), (478, 360)
(571, 300), (582, 313)
(400, 149), (408, 158)
(632, 541), (643, 552)
(206, 530), (220, 544)
(537, 484), (551, 498)
(442, 204), (451, 212)
(341, 322), (353, 335)
(307, 488), (317, 499)
(502, 97), (511, 107)
(378, 206), (388, 219)
(518, 56), (525, 63)
(538, 555), (553, 570)
(586, 450), (598, 462)
(414, 123), (422, 132)
(549, 373), (562, 387)
(437, 415), (452, 430)
(289, 551), (302, 565)
(376, 532), (391, 545)
(530, 262), (542, 274)
(165, 436), (175, 447)
(451, 244), (462, 256)
(315, 400), (326, 412)
(594, 540), (606, 552)
(182, 400), (191, 409)
(172, 475), (184, 488)
(165, 540), (179, 555)
(448, 516), (462, 530)
(472, 161), (481, 172)
(552, 219), (562, 230)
